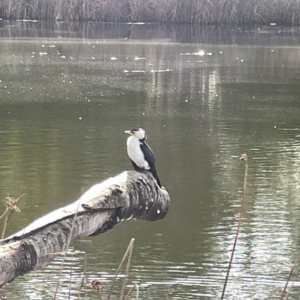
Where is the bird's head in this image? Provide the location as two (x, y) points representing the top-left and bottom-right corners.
(125, 128), (146, 140)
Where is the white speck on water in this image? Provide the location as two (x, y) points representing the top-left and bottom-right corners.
(60, 55), (66, 59)
(206, 52), (213, 56)
(271, 50), (274, 52)
(62, 80), (65, 83)
(236, 57), (239, 59)
(78, 117), (82, 120)
(92, 45), (95, 48)
(163, 125), (166, 127)
(142, 112), (145, 115)
(111, 57), (117, 60)
(240, 59), (244, 62)
(145, 206), (148, 210)
(219, 51), (223, 54)
(39, 52), (47, 56)
(69, 81), (72, 84)
(197, 50), (205, 56)
(185, 99), (189, 102)
(215, 94), (219, 98)
(41, 44), (45, 47)
(32, 52), (35, 54)
(274, 125), (277, 128)
(92, 57), (95, 60)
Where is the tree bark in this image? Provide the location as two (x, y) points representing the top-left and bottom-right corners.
(0, 171), (170, 287)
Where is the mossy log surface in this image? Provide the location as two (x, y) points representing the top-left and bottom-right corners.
(0, 171), (170, 287)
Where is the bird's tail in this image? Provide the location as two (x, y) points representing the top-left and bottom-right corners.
(151, 169), (162, 188)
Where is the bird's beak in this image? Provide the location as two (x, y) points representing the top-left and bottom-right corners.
(125, 130), (133, 135)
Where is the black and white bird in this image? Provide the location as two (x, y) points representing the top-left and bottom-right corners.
(125, 128), (162, 188)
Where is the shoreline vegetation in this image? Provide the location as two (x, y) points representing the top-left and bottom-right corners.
(0, 0), (300, 25)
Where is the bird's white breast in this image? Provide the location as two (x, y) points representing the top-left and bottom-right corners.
(127, 136), (150, 169)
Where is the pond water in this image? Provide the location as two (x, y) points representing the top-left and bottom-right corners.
(1, 21), (300, 299)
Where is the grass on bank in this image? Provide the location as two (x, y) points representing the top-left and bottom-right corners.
(1, 0), (300, 25)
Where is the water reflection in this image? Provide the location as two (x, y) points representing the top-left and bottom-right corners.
(1, 23), (300, 299)
(1, 21), (300, 46)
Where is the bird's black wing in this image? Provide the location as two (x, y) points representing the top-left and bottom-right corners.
(140, 141), (162, 187)
(140, 141), (156, 167)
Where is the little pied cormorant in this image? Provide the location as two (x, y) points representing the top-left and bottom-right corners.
(125, 128), (162, 188)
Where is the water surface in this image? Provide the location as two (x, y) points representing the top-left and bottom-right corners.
(1, 21), (300, 299)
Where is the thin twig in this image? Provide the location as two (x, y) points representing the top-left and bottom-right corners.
(107, 238), (135, 300)
(221, 154), (248, 299)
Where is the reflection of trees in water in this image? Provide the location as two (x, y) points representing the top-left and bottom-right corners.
(1, 22), (300, 46)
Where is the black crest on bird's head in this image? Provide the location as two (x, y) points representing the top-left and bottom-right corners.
(129, 128), (146, 140)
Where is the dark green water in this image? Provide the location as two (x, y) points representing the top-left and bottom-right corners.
(1, 21), (300, 299)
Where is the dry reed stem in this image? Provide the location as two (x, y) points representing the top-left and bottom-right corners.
(221, 153), (248, 299)
(77, 252), (88, 299)
(280, 255), (300, 300)
(120, 239), (134, 299)
(124, 282), (138, 300)
(53, 196), (83, 299)
(107, 238), (135, 300)
(0, 194), (24, 239)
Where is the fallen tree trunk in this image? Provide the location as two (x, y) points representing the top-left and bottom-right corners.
(0, 171), (170, 287)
